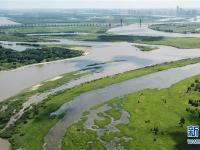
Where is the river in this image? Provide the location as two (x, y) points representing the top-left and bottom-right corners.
(1, 40), (200, 101)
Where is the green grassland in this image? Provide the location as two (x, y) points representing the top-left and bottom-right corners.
(62, 119), (105, 150)
(143, 37), (200, 49)
(0, 26), (109, 42)
(48, 34), (200, 49)
(62, 75), (200, 150)
(94, 112), (111, 128)
(41, 44), (90, 49)
(1, 57), (200, 150)
(0, 33), (47, 42)
(90, 35), (200, 49)
(1, 26), (109, 34)
(149, 23), (200, 34)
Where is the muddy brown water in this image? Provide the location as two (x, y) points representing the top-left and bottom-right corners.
(1, 40), (200, 101)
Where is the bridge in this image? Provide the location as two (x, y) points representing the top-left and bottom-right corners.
(0, 23), (121, 29)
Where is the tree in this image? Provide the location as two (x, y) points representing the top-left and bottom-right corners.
(179, 117), (185, 127)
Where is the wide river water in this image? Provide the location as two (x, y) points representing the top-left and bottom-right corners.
(1, 39), (200, 101)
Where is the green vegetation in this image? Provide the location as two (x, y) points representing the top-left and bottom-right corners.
(1, 57), (200, 149)
(88, 35), (200, 49)
(0, 26), (109, 42)
(0, 46), (83, 70)
(143, 37), (200, 49)
(0, 33), (48, 42)
(94, 113), (111, 128)
(2, 25), (200, 49)
(134, 45), (158, 51)
(105, 108), (121, 121)
(53, 34), (200, 49)
(41, 44), (90, 49)
(62, 119), (104, 150)
(2, 12), (200, 150)
(149, 23), (200, 34)
(63, 75), (200, 150)
(0, 56), (200, 149)
(2, 26), (109, 34)
(0, 25), (110, 42)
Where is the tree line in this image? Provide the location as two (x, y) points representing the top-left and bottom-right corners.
(0, 46), (83, 70)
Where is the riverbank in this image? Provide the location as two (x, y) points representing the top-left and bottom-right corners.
(1, 57), (200, 150)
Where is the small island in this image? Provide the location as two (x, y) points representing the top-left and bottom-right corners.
(134, 45), (158, 51)
(0, 45), (84, 71)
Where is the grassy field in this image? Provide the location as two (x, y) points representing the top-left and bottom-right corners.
(1, 57), (200, 150)
(1, 26), (110, 34)
(149, 23), (200, 34)
(62, 75), (200, 150)
(53, 34), (200, 49)
(90, 35), (200, 49)
(41, 44), (90, 49)
(0, 26), (109, 42)
(143, 37), (200, 49)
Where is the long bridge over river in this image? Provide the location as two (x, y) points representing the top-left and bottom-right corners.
(0, 23), (121, 28)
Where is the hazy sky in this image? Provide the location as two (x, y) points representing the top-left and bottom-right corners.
(0, 0), (200, 9)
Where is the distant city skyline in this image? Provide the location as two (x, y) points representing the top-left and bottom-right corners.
(0, 0), (200, 9)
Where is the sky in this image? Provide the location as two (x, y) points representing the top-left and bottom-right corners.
(0, 0), (200, 9)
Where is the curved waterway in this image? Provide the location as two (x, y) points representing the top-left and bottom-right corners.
(108, 24), (200, 37)
(1, 40), (200, 101)
(44, 63), (200, 150)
